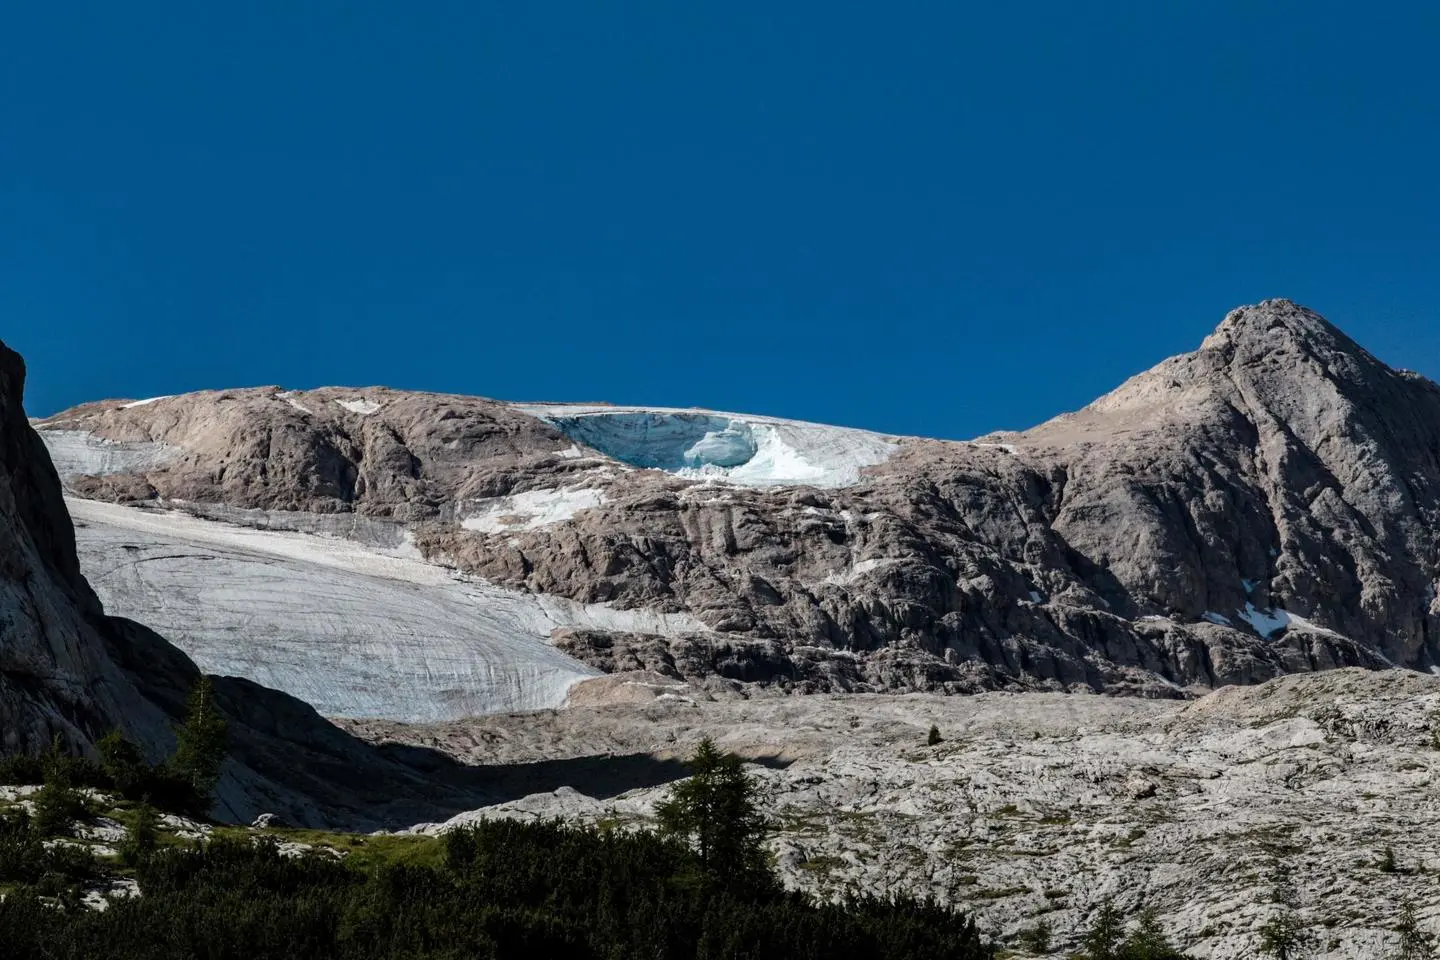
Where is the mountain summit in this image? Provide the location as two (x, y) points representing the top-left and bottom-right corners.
(33, 301), (1440, 717)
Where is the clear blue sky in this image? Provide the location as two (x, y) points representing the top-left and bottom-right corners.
(4, 2), (1438, 438)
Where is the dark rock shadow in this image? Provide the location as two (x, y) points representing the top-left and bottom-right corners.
(377, 742), (795, 811)
(110, 615), (791, 829)
(389, 746), (693, 804)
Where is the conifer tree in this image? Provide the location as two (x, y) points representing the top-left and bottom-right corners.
(1082, 899), (1126, 960)
(1395, 899), (1434, 960)
(170, 676), (229, 803)
(1257, 863), (1316, 960)
(31, 735), (89, 837)
(656, 737), (771, 890)
(96, 730), (148, 798)
(1122, 908), (1187, 959)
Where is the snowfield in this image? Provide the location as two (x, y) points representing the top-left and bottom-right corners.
(39, 429), (181, 477)
(514, 404), (899, 487)
(66, 499), (704, 722)
(460, 487), (607, 533)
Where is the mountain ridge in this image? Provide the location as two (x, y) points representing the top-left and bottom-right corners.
(33, 300), (1440, 716)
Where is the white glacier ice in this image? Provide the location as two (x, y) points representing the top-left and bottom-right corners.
(461, 487), (607, 533)
(39, 430), (181, 478)
(515, 404), (897, 488)
(66, 498), (705, 722)
(822, 557), (899, 586)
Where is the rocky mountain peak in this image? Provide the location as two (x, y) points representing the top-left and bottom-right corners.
(1199, 297), (1391, 385)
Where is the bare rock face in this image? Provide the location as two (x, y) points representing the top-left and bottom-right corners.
(0, 339), (158, 753)
(36, 300), (1440, 702)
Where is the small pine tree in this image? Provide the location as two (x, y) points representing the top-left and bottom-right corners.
(928, 725), (943, 746)
(170, 676), (229, 805)
(1017, 918), (1052, 954)
(1082, 899), (1126, 960)
(1122, 908), (1187, 959)
(31, 738), (89, 838)
(1257, 863), (1316, 960)
(1380, 845), (1399, 874)
(118, 802), (160, 866)
(656, 737), (771, 891)
(96, 730), (149, 799)
(1395, 899), (1434, 960)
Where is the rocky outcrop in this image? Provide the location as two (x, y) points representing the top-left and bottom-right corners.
(37, 300), (1440, 702)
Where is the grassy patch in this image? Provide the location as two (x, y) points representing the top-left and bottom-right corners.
(209, 826), (445, 872)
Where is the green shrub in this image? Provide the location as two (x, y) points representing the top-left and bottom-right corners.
(0, 752), (44, 786)
(118, 802), (161, 866)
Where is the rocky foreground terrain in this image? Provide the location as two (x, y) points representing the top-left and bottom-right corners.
(344, 668), (1440, 959)
(34, 299), (1440, 717)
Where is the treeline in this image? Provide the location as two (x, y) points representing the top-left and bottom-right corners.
(0, 675), (228, 820)
(0, 819), (993, 960)
(0, 729), (994, 959)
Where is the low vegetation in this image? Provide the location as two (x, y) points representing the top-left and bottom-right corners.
(0, 731), (995, 959)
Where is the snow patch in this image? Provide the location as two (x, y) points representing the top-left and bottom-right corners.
(557, 444), (585, 459)
(824, 557), (899, 586)
(1028, 590), (1045, 604)
(335, 398), (382, 415)
(970, 442), (1019, 455)
(1202, 611), (1233, 626)
(120, 395), (173, 409)
(1238, 602), (1343, 640)
(276, 391), (315, 415)
(461, 488), (606, 533)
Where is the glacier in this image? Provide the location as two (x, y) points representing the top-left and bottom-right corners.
(40, 429), (181, 478)
(66, 498), (705, 722)
(515, 404), (898, 487)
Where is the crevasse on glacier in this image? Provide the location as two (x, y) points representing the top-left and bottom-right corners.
(527, 408), (897, 488)
(543, 413), (757, 471)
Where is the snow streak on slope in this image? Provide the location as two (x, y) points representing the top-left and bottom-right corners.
(67, 499), (705, 722)
(461, 487), (607, 533)
(515, 404), (898, 487)
(40, 430), (180, 478)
